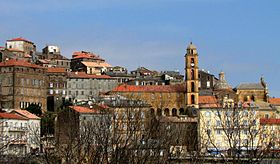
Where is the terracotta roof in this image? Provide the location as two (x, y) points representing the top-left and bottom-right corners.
(47, 67), (67, 73)
(69, 106), (97, 113)
(0, 59), (43, 68)
(0, 113), (27, 120)
(199, 96), (220, 108)
(81, 61), (111, 68)
(7, 37), (33, 43)
(268, 98), (280, 105)
(13, 110), (40, 120)
(112, 84), (185, 92)
(260, 118), (280, 125)
(72, 51), (104, 60)
(73, 53), (92, 59)
(68, 72), (112, 79)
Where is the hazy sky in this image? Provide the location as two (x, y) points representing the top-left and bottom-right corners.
(1, 0), (280, 97)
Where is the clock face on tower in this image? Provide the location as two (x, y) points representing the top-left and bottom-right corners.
(191, 63), (195, 67)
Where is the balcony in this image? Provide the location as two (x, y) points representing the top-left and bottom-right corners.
(8, 127), (27, 132)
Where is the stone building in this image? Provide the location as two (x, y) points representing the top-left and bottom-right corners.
(56, 105), (103, 144)
(6, 38), (36, 63)
(235, 77), (268, 102)
(37, 45), (71, 70)
(111, 84), (187, 116)
(198, 69), (218, 96)
(46, 68), (68, 112)
(66, 72), (118, 102)
(0, 59), (47, 111)
(0, 47), (31, 62)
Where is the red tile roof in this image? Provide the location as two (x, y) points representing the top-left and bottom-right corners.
(7, 37), (33, 43)
(112, 84), (185, 92)
(69, 106), (97, 113)
(72, 51), (104, 60)
(199, 96), (220, 108)
(0, 59), (43, 68)
(268, 98), (280, 105)
(0, 112), (27, 120)
(13, 110), (40, 120)
(68, 72), (112, 79)
(47, 67), (67, 73)
(260, 118), (280, 125)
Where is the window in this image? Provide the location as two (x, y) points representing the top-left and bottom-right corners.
(191, 82), (195, 92)
(216, 120), (221, 127)
(140, 111), (145, 118)
(265, 114), (270, 119)
(76, 91), (78, 96)
(205, 112), (211, 117)
(191, 95), (195, 104)
(243, 120), (248, 126)
(191, 69), (195, 80)
(49, 90), (53, 94)
(81, 91), (84, 95)
(55, 90), (59, 94)
(243, 129), (248, 135)
(206, 81), (210, 88)
(50, 83), (53, 88)
(21, 78), (24, 86)
(151, 93), (155, 100)
(216, 130), (221, 135)
(62, 90), (66, 95)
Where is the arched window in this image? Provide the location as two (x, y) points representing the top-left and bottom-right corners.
(164, 108), (169, 116)
(157, 108), (162, 116)
(179, 108), (185, 115)
(172, 108), (177, 116)
(191, 95), (195, 104)
(191, 82), (195, 92)
(191, 69), (195, 80)
(151, 108), (155, 115)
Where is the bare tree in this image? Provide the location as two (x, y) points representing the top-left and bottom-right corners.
(199, 105), (273, 164)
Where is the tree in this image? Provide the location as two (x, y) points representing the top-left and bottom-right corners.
(25, 103), (42, 116)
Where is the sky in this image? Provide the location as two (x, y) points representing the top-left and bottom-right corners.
(1, 0), (280, 97)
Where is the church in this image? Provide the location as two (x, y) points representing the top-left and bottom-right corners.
(112, 42), (269, 113)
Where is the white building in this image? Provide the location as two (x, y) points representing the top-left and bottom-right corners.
(12, 110), (41, 152)
(0, 110), (40, 156)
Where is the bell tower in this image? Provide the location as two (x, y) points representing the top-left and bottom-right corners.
(185, 42), (199, 108)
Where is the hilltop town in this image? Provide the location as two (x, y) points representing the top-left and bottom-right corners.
(0, 37), (280, 163)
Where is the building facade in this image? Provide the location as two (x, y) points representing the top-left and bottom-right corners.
(0, 59), (47, 111)
(67, 72), (118, 102)
(46, 68), (68, 112)
(6, 38), (36, 63)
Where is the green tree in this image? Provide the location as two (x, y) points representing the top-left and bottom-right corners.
(25, 103), (42, 116)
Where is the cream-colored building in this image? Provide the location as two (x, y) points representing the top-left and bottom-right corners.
(198, 100), (279, 156)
